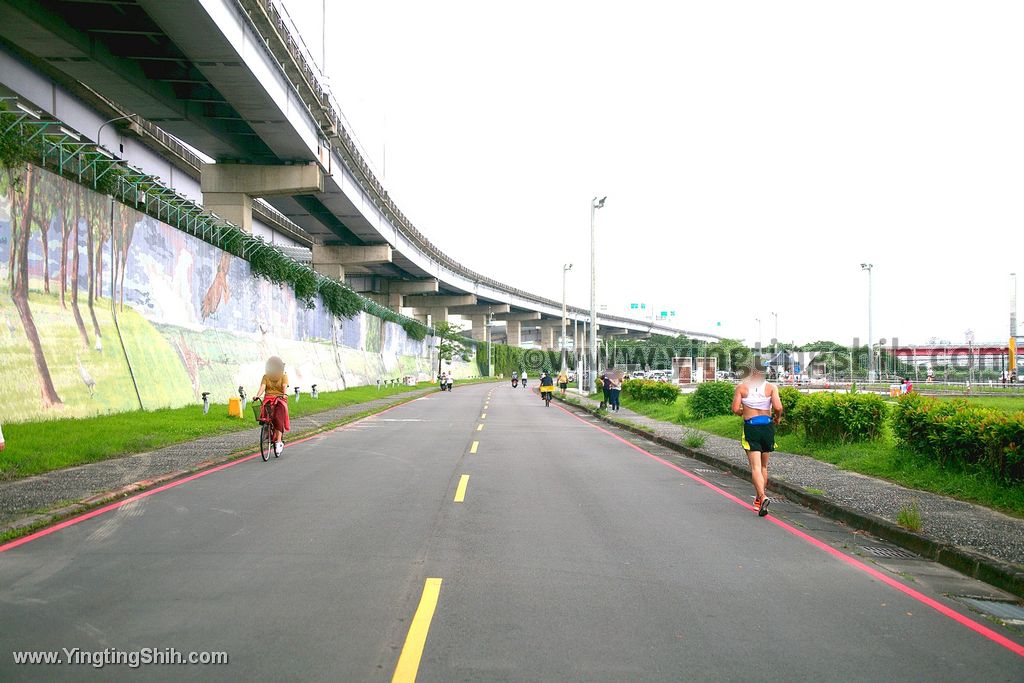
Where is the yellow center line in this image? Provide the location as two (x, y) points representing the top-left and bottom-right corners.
(453, 474), (470, 502)
(470, 441), (479, 454)
(391, 577), (443, 683)
(477, 423), (484, 431)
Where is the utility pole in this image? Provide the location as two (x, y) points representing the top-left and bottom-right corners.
(589, 196), (606, 393)
(562, 263), (572, 371)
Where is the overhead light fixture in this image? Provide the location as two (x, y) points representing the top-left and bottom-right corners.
(58, 125), (80, 141)
(93, 146), (113, 159)
(15, 102), (40, 119)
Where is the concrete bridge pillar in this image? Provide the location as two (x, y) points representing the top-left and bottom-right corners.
(409, 308), (449, 328)
(385, 279), (439, 311)
(505, 320), (522, 347)
(311, 244), (393, 281)
(201, 163), (323, 233)
(468, 315), (487, 342)
(447, 304), (510, 342)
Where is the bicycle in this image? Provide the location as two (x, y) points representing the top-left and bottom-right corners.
(540, 388), (553, 407)
(251, 397), (281, 461)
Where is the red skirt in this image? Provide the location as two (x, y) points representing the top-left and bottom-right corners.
(260, 395), (290, 433)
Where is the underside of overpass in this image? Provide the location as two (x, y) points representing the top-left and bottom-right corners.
(0, 0), (719, 341)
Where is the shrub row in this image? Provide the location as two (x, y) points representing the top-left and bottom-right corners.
(685, 382), (884, 444)
(892, 394), (1024, 482)
(622, 379), (680, 405)
(793, 392), (887, 443)
(689, 381), (735, 419)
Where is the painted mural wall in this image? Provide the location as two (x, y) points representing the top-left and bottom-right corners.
(0, 163), (464, 424)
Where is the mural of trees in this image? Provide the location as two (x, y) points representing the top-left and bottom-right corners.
(4, 162), (62, 407)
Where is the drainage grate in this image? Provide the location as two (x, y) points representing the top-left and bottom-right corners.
(959, 598), (1024, 624)
(857, 545), (920, 560)
(694, 468), (717, 474)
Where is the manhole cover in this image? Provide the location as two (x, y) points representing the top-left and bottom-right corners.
(959, 598), (1024, 624)
(857, 545), (919, 560)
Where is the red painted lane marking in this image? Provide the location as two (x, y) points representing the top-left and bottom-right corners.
(553, 401), (1024, 658)
(0, 395), (422, 554)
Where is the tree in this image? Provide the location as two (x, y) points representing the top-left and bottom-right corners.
(84, 190), (103, 347)
(5, 163), (62, 407)
(57, 176), (72, 308)
(433, 320), (471, 377)
(69, 184), (90, 347)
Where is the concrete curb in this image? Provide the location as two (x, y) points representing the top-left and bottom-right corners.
(557, 396), (1024, 599)
(0, 385), (462, 544)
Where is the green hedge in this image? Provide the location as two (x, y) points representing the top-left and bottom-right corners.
(793, 392), (886, 443)
(892, 394), (1024, 482)
(690, 382), (736, 419)
(776, 386), (802, 434)
(622, 379), (680, 405)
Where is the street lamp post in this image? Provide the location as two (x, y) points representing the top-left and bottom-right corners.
(96, 114), (134, 151)
(589, 196), (606, 393)
(861, 263), (875, 382)
(486, 310), (494, 378)
(562, 263), (573, 371)
(755, 317), (762, 351)
(771, 312), (778, 349)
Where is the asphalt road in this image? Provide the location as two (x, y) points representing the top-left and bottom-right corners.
(0, 382), (1021, 681)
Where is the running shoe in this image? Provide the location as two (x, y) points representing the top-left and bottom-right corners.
(758, 497), (771, 517)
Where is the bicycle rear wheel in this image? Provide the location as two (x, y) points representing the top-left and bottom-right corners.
(260, 423), (272, 461)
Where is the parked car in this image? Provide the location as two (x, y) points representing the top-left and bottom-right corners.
(630, 370), (647, 380)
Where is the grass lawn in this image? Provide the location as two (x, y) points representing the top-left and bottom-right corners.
(1, 379), (497, 481)
(615, 394), (1024, 517)
(934, 395), (1024, 413)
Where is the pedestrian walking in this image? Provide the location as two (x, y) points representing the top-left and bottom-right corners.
(608, 369), (623, 412)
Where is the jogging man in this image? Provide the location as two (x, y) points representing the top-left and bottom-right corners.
(732, 362), (783, 517)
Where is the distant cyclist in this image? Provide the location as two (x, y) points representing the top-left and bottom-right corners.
(511, 371), (519, 388)
(732, 361), (783, 517)
(255, 356), (290, 457)
(521, 370), (528, 388)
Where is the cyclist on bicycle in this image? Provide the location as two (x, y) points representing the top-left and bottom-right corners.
(539, 371), (555, 401)
(255, 356), (290, 456)
(511, 371), (519, 388)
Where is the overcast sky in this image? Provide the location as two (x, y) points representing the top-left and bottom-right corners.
(282, 0), (1021, 346)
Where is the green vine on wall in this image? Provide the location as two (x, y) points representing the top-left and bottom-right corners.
(3, 110), (434, 341)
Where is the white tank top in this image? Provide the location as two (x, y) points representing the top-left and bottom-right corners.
(741, 381), (772, 410)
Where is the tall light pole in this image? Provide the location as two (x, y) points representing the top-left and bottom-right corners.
(755, 317), (762, 350)
(1011, 272), (1018, 379)
(562, 263), (573, 371)
(771, 311), (778, 349)
(861, 263), (875, 382)
(486, 309), (494, 377)
(589, 196), (606, 392)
